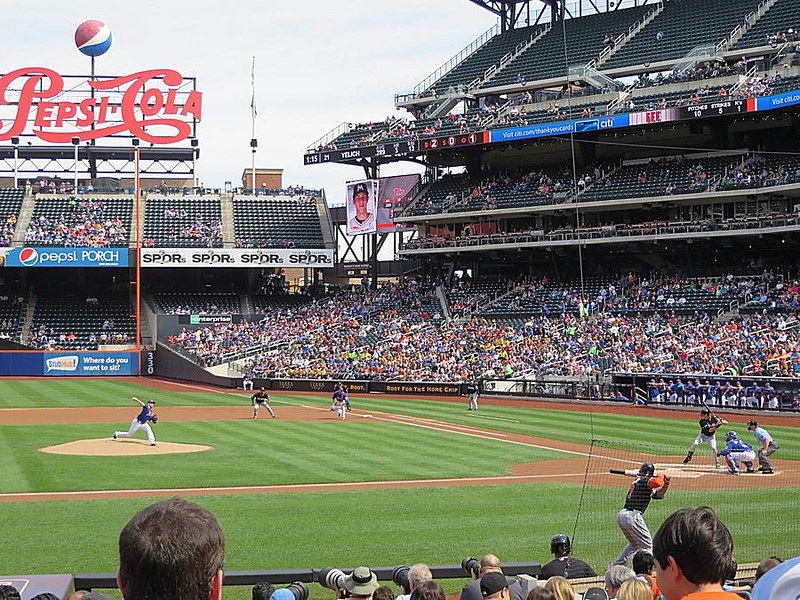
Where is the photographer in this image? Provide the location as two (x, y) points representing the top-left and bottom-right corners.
(396, 564), (433, 600)
(344, 567), (381, 600)
(460, 555), (525, 600)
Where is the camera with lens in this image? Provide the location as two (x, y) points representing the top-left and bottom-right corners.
(462, 557), (481, 579)
(285, 582), (309, 600)
(318, 567), (348, 592)
(392, 565), (411, 595)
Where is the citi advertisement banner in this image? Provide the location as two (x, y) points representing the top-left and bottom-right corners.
(140, 247), (334, 268)
(0, 247), (128, 267)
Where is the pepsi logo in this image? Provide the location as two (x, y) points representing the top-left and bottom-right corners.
(75, 19), (113, 58)
(19, 248), (38, 266)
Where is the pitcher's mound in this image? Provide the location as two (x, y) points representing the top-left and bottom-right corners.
(41, 438), (213, 456)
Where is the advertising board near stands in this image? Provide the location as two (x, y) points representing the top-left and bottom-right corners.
(140, 248), (334, 268)
(0, 247), (128, 267)
(0, 351), (138, 376)
(0, 67), (201, 144)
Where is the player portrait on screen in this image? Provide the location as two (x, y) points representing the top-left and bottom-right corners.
(347, 180), (377, 235)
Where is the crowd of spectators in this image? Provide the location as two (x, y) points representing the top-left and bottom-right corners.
(142, 209), (222, 247)
(160, 272), (800, 383)
(1, 213), (16, 246)
(24, 199), (128, 247)
(718, 154), (800, 190)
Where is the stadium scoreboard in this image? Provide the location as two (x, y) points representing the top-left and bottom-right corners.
(420, 131), (488, 150)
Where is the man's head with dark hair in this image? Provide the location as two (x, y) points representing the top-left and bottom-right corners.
(253, 581), (276, 600)
(632, 550), (655, 576)
(653, 507), (735, 600)
(0, 586), (20, 600)
(412, 580), (446, 600)
(754, 556), (783, 582)
(118, 497), (225, 600)
(372, 586), (395, 600)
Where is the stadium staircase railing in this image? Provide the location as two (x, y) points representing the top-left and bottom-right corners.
(593, 1), (665, 68)
(718, 0), (779, 52)
(394, 24), (499, 104)
(479, 24), (551, 88)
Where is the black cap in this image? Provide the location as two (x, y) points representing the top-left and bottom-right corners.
(480, 573), (508, 597)
(353, 182), (369, 197)
(748, 420), (758, 428)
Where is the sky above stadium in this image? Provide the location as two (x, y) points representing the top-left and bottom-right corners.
(6, 1), (497, 204)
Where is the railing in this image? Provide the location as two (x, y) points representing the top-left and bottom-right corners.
(729, 65), (758, 96)
(597, 2), (664, 65)
(394, 24), (499, 103)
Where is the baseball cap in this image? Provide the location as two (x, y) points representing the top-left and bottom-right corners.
(270, 590), (295, 600)
(146, 399), (156, 404)
(751, 556), (800, 600)
(344, 566), (379, 596)
(480, 573), (508, 597)
(748, 420), (758, 427)
(582, 588), (609, 600)
(353, 182), (369, 197)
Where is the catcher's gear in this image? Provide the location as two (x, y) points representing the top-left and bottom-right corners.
(550, 534), (571, 555)
(150, 415), (158, 424)
(638, 462), (655, 477)
(725, 430), (738, 442)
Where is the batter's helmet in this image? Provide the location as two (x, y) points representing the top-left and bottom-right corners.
(550, 534), (571, 555)
(725, 431), (738, 442)
(638, 462), (655, 477)
(700, 408), (710, 415)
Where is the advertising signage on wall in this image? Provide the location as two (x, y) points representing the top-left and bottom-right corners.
(140, 248), (335, 268)
(0, 67), (201, 145)
(0, 247), (128, 267)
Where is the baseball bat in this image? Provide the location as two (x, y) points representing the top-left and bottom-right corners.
(609, 469), (640, 476)
(700, 398), (727, 425)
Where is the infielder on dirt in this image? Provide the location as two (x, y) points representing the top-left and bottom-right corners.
(614, 462), (671, 566)
(251, 387), (276, 419)
(114, 396), (158, 446)
(683, 408), (726, 468)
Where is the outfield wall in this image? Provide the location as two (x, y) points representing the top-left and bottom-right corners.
(0, 350), (138, 376)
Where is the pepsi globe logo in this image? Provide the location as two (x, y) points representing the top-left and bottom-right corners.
(19, 248), (39, 266)
(75, 19), (112, 57)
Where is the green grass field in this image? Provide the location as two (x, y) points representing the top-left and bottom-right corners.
(0, 378), (797, 599)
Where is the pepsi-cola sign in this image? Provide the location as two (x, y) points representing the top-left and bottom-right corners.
(0, 247), (128, 267)
(0, 67), (201, 144)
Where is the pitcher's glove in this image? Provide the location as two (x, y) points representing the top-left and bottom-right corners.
(151, 415), (159, 424)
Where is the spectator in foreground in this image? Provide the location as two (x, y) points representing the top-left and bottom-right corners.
(396, 564), (433, 600)
(252, 581), (275, 600)
(543, 576), (575, 600)
(653, 506), (740, 600)
(117, 497), (225, 600)
(343, 567), (381, 600)
(604, 565), (636, 599)
(615, 579), (651, 600)
(0, 586), (20, 600)
(460, 555), (525, 600)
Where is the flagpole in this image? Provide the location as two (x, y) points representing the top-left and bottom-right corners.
(250, 56), (257, 195)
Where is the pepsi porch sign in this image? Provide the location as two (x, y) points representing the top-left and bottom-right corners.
(0, 247), (128, 268)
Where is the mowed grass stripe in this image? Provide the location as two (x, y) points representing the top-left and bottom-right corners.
(0, 482), (797, 577)
(0, 420), (565, 493)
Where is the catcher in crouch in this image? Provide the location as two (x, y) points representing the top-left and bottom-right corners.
(114, 396), (159, 446)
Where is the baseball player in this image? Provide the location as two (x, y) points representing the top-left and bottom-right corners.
(341, 384), (352, 412)
(251, 387), (276, 419)
(466, 379), (480, 411)
(747, 420), (779, 474)
(114, 396), (158, 446)
(614, 462), (671, 566)
(332, 391), (347, 420)
(717, 431), (756, 475)
(683, 407), (726, 468)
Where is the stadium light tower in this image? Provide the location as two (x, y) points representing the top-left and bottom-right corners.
(11, 137), (19, 188)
